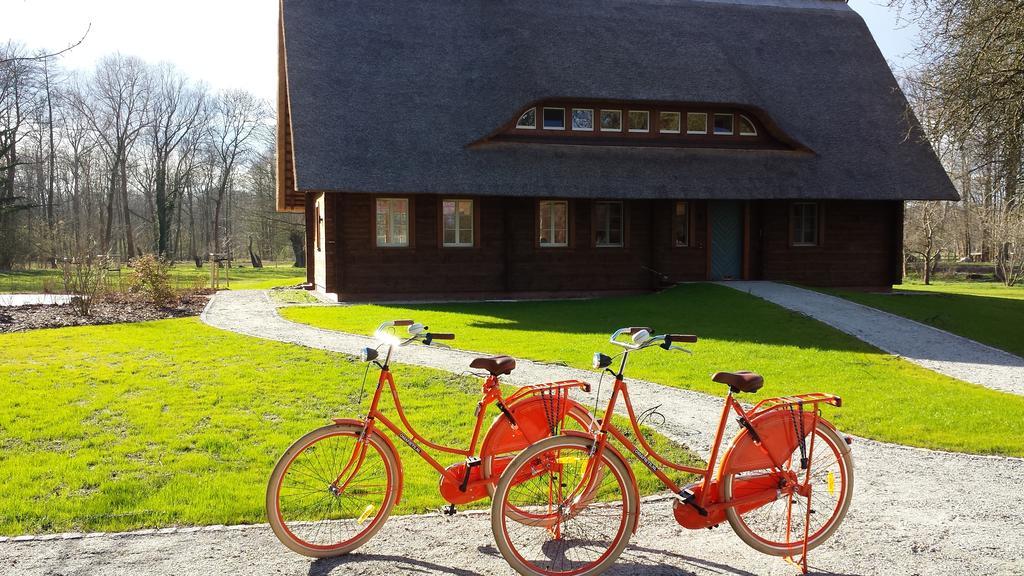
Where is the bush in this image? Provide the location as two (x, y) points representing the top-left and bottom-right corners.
(127, 255), (175, 306)
(61, 254), (110, 316)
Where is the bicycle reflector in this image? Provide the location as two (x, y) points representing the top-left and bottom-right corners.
(360, 347), (379, 363)
(593, 352), (612, 369)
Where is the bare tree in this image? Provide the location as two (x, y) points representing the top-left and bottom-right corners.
(904, 201), (952, 284)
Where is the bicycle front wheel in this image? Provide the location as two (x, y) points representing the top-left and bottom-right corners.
(723, 421), (853, 556)
(266, 423), (400, 557)
(491, 434), (638, 576)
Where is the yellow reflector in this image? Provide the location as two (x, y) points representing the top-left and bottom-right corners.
(556, 456), (581, 464)
(357, 504), (375, 525)
(827, 471), (836, 496)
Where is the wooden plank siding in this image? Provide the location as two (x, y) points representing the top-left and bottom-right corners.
(310, 194), (902, 300)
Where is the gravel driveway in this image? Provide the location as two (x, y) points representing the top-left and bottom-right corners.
(720, 281), (1024, 396)
(4, 289), (1023, 575)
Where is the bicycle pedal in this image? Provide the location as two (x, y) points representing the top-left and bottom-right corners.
(441, 504), (457, 516)
(465, 456), (481, 467)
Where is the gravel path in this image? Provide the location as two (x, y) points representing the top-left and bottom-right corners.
(720, 281), (1024, 396)
(4, 289), (1023, 575)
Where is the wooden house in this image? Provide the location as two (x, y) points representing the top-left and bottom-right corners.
(276, 0), (958, 300)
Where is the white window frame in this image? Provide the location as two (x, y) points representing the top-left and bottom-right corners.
(713, 113), (734, 135)
(516, 108), (537, 129)
(791, 202), (819, 247)
(659, 111), (681, 134)
(542, 107), (566, 130)
(376, 197), (410, 248)
(686, 112), (708, 135)
(628, 110), (650, 133)
(738, 114), (757, 136)
(600, 109), (622, 132)
(594, 201), (624, 248)
(442, 199), (474, 247)
(538, 200), (569, 247)
(571, 108), (594, 131)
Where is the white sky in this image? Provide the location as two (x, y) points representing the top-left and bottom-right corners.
(2, 0), (919, 104)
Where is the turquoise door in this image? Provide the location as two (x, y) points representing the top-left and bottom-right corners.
(709, 201), (743, 280)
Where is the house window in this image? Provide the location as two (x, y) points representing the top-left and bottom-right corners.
(713, 113), (734, 135)
(442, 199), (473, 247)
(687, 112), (708, 134)
(738, 114), (757, 136)
(516, 108), (536, 129)
(628, 110), (650, 132)
(659, 111), (681, 134)
(673, 201), (689, 247)
(594, 201), (624, 247)
(572, 108), (594, 131)
(538, 200), (568, 247)
(376, 198), (409, 247)
(543, 107), (565, 130)
(600, 109), (622, 132)
(792, 202), (819, 246)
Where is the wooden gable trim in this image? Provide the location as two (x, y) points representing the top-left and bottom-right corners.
(276, 0), (303, 213)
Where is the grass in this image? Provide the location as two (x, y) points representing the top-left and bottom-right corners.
(828, 280), (1024, 358)
(0, 318), (695, 535)
(268, 288), (321, 305)
(280, 283), (1024, 457)
(0, 262), (305, 293)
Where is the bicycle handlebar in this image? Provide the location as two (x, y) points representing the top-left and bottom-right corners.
(608, 327), (698, 350)
(372, 320), (455, 348)
(427, 333), (455, 341)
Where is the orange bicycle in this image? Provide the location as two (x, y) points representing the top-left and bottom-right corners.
(266, 320), (594, 557)
(490, 327), (854, 576)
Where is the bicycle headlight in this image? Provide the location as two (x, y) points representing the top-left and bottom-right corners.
(360, 347), (379, 363)
(593, 352), (612, 369)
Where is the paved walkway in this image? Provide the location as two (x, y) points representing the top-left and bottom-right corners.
(0, 293), (72, 306)
(3, 289), (1023, 575)
(720, 281), (1024, 396)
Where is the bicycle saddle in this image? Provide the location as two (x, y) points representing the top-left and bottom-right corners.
(470, 355), (516, 376)
(712, 371), (764, 394)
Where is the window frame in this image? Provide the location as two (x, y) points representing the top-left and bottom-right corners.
(600, 109), (623, 132)
(738, 114), (757, 136)
(571, 108), (595, 131)
(659, 111), (681, 134)
(593, 201), (625, 248)
(790, 202), (820, 247)
(686, 112), (708, 135)
(672, 201), (690, 248)
(542, 107), (566, 131)
(516, 108), (537, 130)
(713, 113), (735, 135)
(628, 110), (650, 133)
(374, 196), (412, 248)
(440, 198), (475, 248)
(537, 200), (570, 248)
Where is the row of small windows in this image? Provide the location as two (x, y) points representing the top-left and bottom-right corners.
(375, 199), (819, 249)
(515, 107), (757, 136)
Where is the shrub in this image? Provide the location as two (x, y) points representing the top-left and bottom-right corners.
(127, 254), (175, 306)
(61, 254), (110, 316)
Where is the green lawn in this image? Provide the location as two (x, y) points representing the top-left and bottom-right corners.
(0, 318), (693, 535)
(829, 280), (1024, 358)
(0, 263), (304, 293)
(281, 283), (1024, 457)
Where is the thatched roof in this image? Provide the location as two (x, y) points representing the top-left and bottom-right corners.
(277, 0), (958, 208)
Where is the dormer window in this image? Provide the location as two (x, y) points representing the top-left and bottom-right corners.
(516, 108), (536, 129)
(493, 100), (793, 151)
(543, 107), (565, 130)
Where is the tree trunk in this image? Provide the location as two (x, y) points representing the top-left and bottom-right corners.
(289, 229), (305, 268)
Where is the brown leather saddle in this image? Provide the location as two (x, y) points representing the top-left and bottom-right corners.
(712, 371), (764, 394)
(470, 355), (516, 376)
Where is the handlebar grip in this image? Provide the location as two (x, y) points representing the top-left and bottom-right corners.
(666, 334), (698, 343)
(428, 333), (455, 340)
(627, 327), (653, 335)
(392, 320), (415, 327)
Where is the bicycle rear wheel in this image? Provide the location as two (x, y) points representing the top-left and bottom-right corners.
(491, 435), (638, 576)
(267, 423), (400, 557)
(723, 422), (853, 556)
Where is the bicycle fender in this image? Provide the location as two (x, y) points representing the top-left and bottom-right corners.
(479, 396), (589, 458)
(331, 418), (405, 504)
(717, 410), (831, 478)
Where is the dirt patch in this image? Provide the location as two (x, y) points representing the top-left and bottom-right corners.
(0, 292), (211, 333)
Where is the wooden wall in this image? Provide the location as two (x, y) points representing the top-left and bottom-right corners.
(307, 194), (900, 300)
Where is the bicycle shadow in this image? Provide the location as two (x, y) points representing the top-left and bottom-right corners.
(309, 552), (479, 576)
